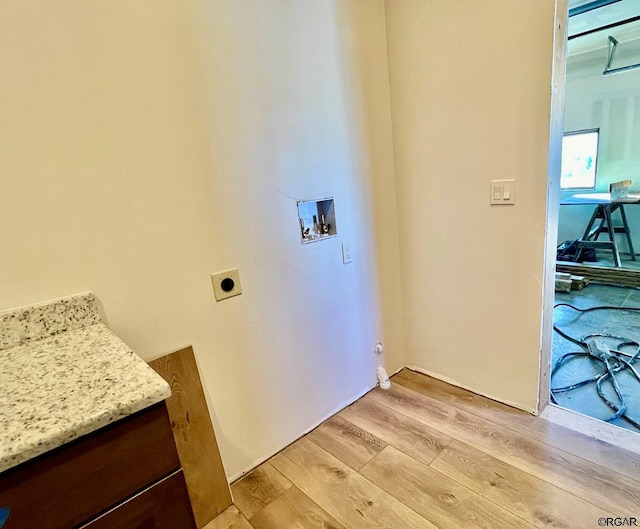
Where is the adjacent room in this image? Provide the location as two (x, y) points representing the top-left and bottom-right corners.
(552, 0), (640, 435)
(2, 0), (640, 528)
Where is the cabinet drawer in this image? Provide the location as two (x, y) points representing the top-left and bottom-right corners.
(0, 403), (180, 529)
(81, 470), (195, 529)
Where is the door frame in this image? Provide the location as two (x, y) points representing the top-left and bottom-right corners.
(538, 0), (569, 414)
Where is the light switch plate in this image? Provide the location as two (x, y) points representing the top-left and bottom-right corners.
(342, 242), (353, 264)
(490, 179), (516, 205)
(211, 268), (242, 301)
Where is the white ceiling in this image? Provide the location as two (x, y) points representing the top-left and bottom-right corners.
(568, 0), (640, 57)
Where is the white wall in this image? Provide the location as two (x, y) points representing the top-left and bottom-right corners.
(385, 0), (559, 411)
(558, 41), (640, 251)
(0, 0), (403, 479)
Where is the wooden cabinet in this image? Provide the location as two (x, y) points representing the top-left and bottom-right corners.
(81, 471), (193, 529)
(0, 403), (195, 529)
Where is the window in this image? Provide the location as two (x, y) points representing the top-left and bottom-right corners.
(560, 129), (599, 190)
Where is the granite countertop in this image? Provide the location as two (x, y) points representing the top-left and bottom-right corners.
(0, 293), (170, 473)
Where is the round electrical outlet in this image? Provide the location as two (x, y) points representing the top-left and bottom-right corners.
(374, 342), (384, 355)
(220, 277), (235, 292)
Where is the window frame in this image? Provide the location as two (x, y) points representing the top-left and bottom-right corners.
(560, 128), (600, 190)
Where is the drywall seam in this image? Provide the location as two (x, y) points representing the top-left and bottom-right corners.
(381, 0), (408, 356)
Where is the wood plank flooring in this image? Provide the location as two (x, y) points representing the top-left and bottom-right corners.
(206, 369), (640, 529)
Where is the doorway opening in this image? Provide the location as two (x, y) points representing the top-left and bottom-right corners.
(546, 0), (640, 436)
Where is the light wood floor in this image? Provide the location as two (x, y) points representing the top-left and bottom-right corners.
(206, 369), (640, 529)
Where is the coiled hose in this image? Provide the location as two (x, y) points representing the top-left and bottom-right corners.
(551, 303), (640, 430)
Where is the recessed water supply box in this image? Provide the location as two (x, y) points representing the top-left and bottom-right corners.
(297, 198), (337, 244)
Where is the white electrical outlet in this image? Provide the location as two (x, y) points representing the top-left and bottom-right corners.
(211, 268), (242, 301)
(342, 242), (353, 264)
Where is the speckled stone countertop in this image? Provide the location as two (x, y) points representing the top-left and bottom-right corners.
(0, 294), (170, 473)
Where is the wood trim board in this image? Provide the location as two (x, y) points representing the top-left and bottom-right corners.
(556, 262), (640, 287)
(149, 346), (232, 528)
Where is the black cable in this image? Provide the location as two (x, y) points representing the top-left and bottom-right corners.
(551, 302), (640, 431)
(554, 302), (640, 314)
(597, 356), (626, 421)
